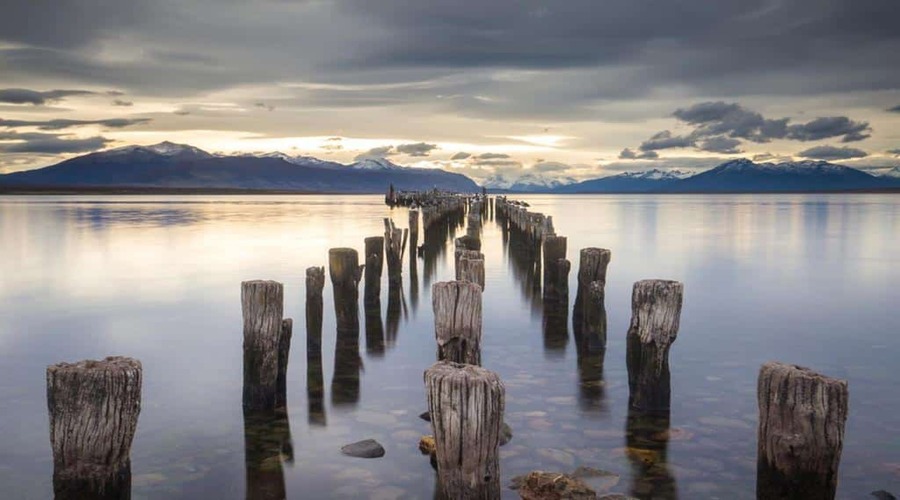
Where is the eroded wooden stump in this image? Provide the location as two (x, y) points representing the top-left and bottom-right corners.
(573, 248), (611, 331)
(757, 362), (849, 500)
(425, 361), (504, 500)
(542, 236), (569, 302)
(626, 279), (683, 413)
(363, 236), (384, 304)
(47, 356), (142, 500)
(329, 248), (362, 407)
(432, 281), (483, 365)
(242, 280), (286, 412)
(305, 267), (326, 425)
(384, 218), (407, 287)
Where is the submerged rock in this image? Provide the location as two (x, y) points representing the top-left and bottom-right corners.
(419, 411), (431, 422)
(510, 471), (595, 500)
(418, 435), (436, 455)
(340, 439), (385, 458)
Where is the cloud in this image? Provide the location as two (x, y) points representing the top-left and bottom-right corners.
(639, 130), (695, 151)
(618, 148), (658, 159)
(395, 142), (437, 157)
(0, 118), (150, 130)
(753, 152), (793, 163)
(888, 149), (900, 157)
(354, 145), (394, 160)
(112, 99), (133, 106)
(0, 88), (96, 105)
(785, 116), (870, 143)
(320, 137), (343, 151)
(887, 105), (900, 113)
(450, 152), (471, 160)
(254, 102), (275, 111)
(530, 161), (570, 173)
(673, 101), (788, 143)
(474, 153), (510, 160)
(698, 136), (742, 154)
(797, 145), (868, 160)
(0, 131), (112, 154)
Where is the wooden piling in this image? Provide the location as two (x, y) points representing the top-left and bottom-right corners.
(409, 208), (420, 253)
(364, 236), (384, 304)
(432, 281), (483, 365)
(47, 356), (142, 499)
(573, 248), (611, 329)
(305, 267), (326, 425)
(457, 251), (485, 290)
(384, 218), (407, 287)
(425, 361), (504, 500)
(242, 280), (286, 412)
(757, 362), (848, 500)
(542, 235), (569, 302)
(625, 280), (683, 413)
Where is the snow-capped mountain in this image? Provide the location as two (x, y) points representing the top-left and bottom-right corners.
(0, 142), (479, 192)
(617, 169), (691, 180)
(879, 166), (900, 178)
(555, 168), (687, 193)
(669, 159), (888, 192)
(483, 173), (577, 192)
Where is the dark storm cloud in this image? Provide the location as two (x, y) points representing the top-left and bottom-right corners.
(396, 142), (438, 157)
(0, 88), (97, 105)
(450, 152), (471, 160)
(0, 117), (150, 130)
(639, 131), (694, 151)
(785, 116), (871, 143)
(797, 145), (868, 160)
(698, 136), (742, 154)
(619, 148), (658, 160)
(0, 131), (112, 154)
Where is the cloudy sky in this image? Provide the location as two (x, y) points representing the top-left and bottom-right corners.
(1, 0), (899, 181)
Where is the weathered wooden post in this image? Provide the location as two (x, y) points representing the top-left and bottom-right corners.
(432, 281), (483, 365)
(542, 235), (569, 302)
(577, 282), (607, 410)
(757, 362), (848, 500)
(425, 361), (504, 500)
(573, 248), (612, 332)
(363, 236), (384, 304)
(305, 267), (326, 425)
(384, 218), (407, 288)
(242, 280), (286, 412)
(457, 251), (485, 290)
(626, 280), (684, 413)
(47, 356), (142, 499)
(329, 248), (362, 406)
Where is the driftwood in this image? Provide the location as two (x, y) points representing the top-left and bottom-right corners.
(432, 281), (483, 365)
(305, 267), (326, 425)
(425, 361), (505, 500)
(242, 280), (286, 412)
(363, 236), (384, 303)
(626, 279), (684, 413)
(757, 362), (849, 500)
(47, 356), (142, 499)
(329, 248), (362, 406)
(542, 236), (569, 302)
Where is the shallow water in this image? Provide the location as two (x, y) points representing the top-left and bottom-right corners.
(0, 193), (898, 499)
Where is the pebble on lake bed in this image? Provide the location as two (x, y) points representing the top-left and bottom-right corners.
(340, 439), (385, 458)
(510, 471), (595, 500)
(418, 435), (436, 455)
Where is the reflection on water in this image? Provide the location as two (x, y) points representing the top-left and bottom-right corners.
(0, 194), (898, 499)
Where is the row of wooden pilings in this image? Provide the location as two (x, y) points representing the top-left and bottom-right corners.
(42, 191), (847, 500)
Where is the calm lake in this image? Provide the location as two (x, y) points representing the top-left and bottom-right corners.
(0, 194), (898, 499)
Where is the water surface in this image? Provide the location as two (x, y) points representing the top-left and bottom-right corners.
(0, 194), (898, 499)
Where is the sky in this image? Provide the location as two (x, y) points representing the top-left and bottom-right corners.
(1, 0), (899, 182)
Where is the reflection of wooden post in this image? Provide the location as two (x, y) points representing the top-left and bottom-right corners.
(275, 319), (292, 408)
(244, 412), (291, 500)
(425, 361), (504, 500)
(242, 280), (285, 412)
(305, 267), (326, 425)
(364, 236), (384, 304)
(47, 357), (142, 499)
(329, 248), (362, 407)
(626, 406), (677, 499)
(626, 280), (683, 413)
(757, 362), (848, 500)
(542, 236), (568, 302)
(432, 281), (483, 365)
(577, 284), (607, 410)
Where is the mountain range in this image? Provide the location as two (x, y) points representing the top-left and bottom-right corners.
(0, 142), (898, 193)
(0, 142), (479, 193)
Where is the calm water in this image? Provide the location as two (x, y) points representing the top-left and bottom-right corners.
(0, 194), (898, 499)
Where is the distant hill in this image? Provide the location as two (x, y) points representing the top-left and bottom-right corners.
(555, 169), (690, 193)
(0, 142), (479, 193)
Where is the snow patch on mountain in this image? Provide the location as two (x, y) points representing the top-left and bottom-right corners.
(879, 166), (900, 178)
(615, 169), (691, 180)
(483, 173), (577, 190)
(106, 141), (213, 158)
